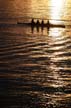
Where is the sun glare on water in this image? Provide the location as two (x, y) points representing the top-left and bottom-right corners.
(50, 0), (65, 24)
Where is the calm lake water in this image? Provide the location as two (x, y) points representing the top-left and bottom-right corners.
(0, 0), (71, 108)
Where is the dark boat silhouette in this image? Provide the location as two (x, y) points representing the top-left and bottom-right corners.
(17, 20), (65, 28)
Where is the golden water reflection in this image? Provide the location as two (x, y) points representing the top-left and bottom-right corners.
(49, 28), (64, 37)
(50, 0), (65, 24)
(0, 0), (71, 107)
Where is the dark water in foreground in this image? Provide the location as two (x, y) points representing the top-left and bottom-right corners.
(0, 0), (71, 108)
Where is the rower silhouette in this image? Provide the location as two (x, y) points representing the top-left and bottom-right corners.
(36, 20), (40, 26)
(41, 20), (44, 26)
(41, 20), (44, 31)
(31, 19), (35, 26)
(47, 20), (50, 30)
(47, 20), (50, 26)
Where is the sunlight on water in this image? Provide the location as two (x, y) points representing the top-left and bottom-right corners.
(49, 28), (64, 37)
(0, 0), (71, 108)
(50, 0), (66, 24)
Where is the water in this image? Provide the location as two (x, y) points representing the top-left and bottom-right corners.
(0, 0), (71, 108)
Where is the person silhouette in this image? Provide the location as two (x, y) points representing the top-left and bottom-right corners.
(41, 20), (44, 31)
(31, 19), (35, 25)
(48, 20), (50, 25)
(41, 20), (44, 25)
(41, 20), (44, 26)
(47, 20), (50, 29)
(36, 20), (40, 26)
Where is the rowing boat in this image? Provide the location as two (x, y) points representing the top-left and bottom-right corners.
(17, 22), (65, 28)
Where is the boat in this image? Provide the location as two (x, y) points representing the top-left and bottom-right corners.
(17, 20), (65, 28)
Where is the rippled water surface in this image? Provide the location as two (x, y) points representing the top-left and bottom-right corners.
(0, 0), (71, 108)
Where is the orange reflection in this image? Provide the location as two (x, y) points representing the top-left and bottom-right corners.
(50, 0), (65, 24)
(31, 0), (49, 18)
(49, 28), (64, 37)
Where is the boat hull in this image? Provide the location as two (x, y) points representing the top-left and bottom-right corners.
(17, 22), (65, 28)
